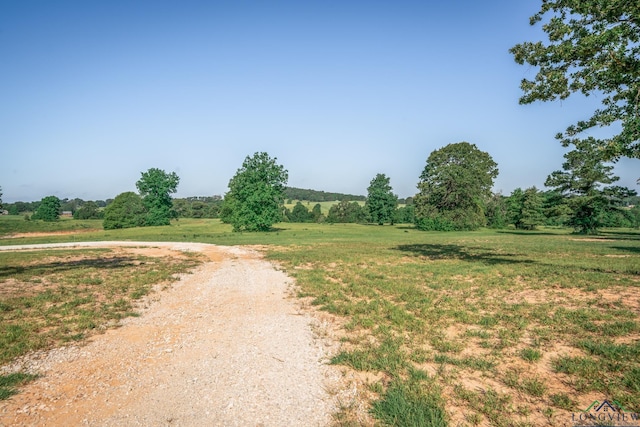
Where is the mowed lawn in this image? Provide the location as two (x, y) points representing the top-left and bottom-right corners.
(1, 217), (639, 426)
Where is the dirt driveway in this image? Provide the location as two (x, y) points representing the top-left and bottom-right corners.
(0, 242), (341, 426)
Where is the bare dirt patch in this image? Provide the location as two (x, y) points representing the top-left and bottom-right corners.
(0, 242), (342, 426)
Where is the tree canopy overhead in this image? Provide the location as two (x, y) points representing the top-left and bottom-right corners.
(510, 1), (640, 161)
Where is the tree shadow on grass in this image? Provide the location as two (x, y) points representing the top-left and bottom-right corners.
(0, 257), (139, 279)
(599, 230), (640, 241)
(610, 246), (640, 254)
(496, 230), (561, 236)
(395, 225), (418, 230)
(394, 244), (537, 266)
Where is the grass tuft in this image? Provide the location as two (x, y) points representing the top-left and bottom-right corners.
(0, 372), (38, 400)
(520, 347), (542, 362)
(371, 370), (447, 427)
(549, 392), (575, 410)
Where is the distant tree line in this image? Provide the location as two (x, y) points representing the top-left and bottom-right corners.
(5, 2), (640, 234)
(284, 186), (412, 205)
(284, 187), (366, 203)
(282, 201), (415, 225)
(173, 196), (223, 219)
(327, 201), (367, 224)
(282, 183), (638, 230)
(4, 198), (110, 217)
(283, 202), (324, 223)
(4, 198), (110, 221)
(3, 142), (638, 233)
(4, 196), (227, 220)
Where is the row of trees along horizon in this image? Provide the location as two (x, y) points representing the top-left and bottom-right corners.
(3, 1), (640, 234)
(2, 142), (639, 234)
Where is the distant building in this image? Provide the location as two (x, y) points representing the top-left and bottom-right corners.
(61, 211), (73, 218)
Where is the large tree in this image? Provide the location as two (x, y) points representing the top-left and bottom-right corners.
(365, 173), (398, 225)
(222, 152), (288, 232)
(545, 141), (635, 233)
(103, 192), (147, 230)
(414, 142), (498, 231)
(136, 168), (180, 226)
(32, 196), (61, 222)
(510, 1), (640, 161)
(61, 198), (83, 214)
(73, 201), (103, 220)
(507, 187), (546, 230)
(395, 204), (415, 224)
(485, 192), (508, 229)
(311, 203), (323, 222)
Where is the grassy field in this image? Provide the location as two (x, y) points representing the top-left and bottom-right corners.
(0, 216), (639, 426)
(0, 215), (101, 236)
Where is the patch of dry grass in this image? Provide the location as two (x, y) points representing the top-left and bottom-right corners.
(267, 228), (640, 426)
(0, 247), (204, 366)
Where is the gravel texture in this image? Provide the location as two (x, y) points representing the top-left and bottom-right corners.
(0, 242), (341, 426)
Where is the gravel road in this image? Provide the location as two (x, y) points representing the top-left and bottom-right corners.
(0, 242), (340, 426)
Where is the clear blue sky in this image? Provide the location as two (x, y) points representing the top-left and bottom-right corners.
(1, 0), (638, 203)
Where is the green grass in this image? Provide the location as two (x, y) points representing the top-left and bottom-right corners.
(370, 369), (446, 427)
(453, 385), (516, 427)
(549, 392), (575, 411)
(1, 217), (639, 424)
(0, 372), (39, 400)
(520, 348), (542, 362)
(0, 215), (101, 236)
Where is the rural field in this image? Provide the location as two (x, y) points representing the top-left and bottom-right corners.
(1, 216), (639, 426)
